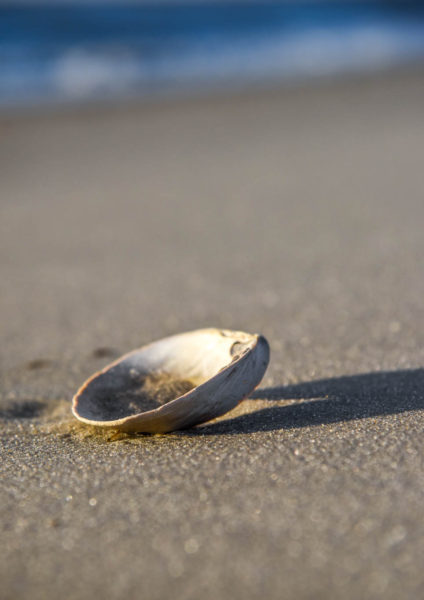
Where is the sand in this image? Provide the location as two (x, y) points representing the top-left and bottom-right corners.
(1, 69), (424, 600)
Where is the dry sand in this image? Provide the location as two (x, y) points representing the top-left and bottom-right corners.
(1, 70), (424, 599)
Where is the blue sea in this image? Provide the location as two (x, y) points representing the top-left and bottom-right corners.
(1, 1), (424, 107)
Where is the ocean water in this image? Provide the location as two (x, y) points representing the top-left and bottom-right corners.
(1, 1), (424, 107)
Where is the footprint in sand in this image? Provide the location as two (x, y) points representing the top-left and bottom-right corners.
(0, 399), (47, 420)
(91, 347), (120, 359)
(25, 358), (55, 370)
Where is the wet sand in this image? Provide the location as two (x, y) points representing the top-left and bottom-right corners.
(1, 70), (424, 599)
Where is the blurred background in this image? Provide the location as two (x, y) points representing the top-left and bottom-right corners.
(1, 0), (424, 108)
(1, 0), (424, 366)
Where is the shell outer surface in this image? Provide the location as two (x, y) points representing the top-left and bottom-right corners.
(72, 328), (270, 433)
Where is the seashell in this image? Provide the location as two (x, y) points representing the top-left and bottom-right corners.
(72, 328), (270, 433)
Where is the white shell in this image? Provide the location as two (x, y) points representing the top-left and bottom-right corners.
(72, 328), (270, 433)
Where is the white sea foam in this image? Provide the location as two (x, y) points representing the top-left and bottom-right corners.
(54, 47), (142, 98)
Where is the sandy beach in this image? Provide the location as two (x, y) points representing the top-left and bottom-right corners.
(1, 70), (424, 599)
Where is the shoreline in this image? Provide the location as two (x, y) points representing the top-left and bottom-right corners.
(1, 63), (423, 121)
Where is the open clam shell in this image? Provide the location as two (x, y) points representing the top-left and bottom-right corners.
(72, 328), (270, 433)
